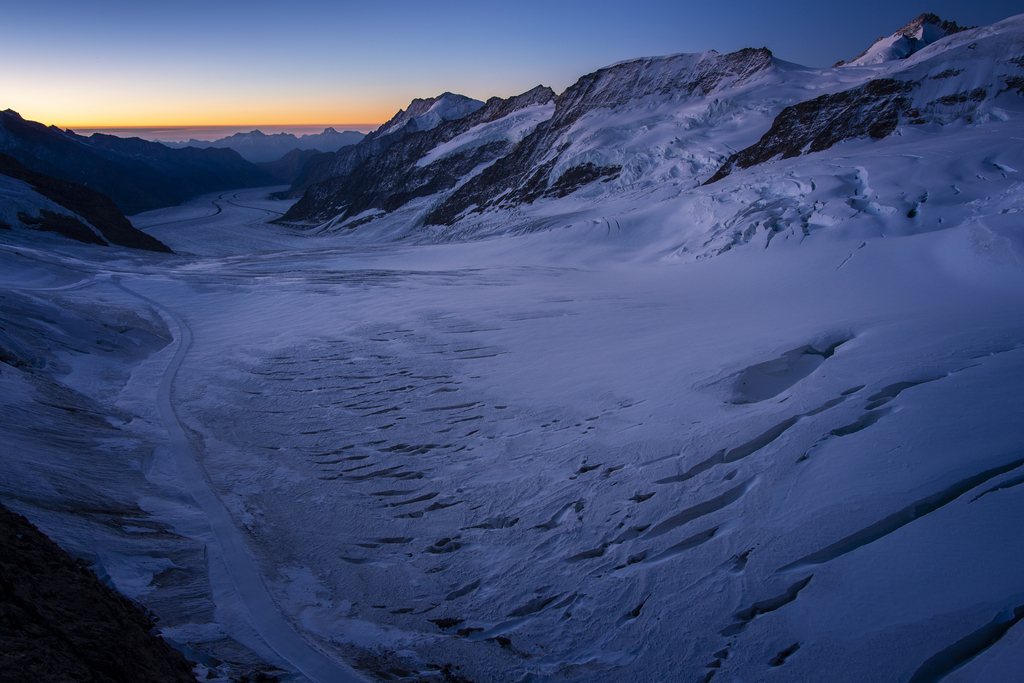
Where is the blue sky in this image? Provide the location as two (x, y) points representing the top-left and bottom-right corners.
(1, 0), (1019, 135)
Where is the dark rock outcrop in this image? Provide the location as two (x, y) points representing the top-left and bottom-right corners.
(0, 152), (172, 252)
(0, 501), (197, 683)
(704, 78), (917, 184)
(0, 110), (277, 215)
(423, 48), (775, 226)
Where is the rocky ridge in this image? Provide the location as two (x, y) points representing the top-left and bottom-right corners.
(424, 47), (776, 225)
(167, 127), (365, 163)
(838, 12), (972, 67)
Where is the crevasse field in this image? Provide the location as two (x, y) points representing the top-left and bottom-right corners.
(3, 16), (1024, 683)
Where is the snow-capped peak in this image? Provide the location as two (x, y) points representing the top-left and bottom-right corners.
(376, 93), (485, 138)
(840, 13), (970, 67)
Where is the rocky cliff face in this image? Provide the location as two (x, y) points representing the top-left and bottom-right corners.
(287, 93), (487, 197)
(704, 78), (917, 184)
(707, 21), (1023, 184)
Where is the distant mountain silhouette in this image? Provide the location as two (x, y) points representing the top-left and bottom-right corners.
(167, 128), (365, 163)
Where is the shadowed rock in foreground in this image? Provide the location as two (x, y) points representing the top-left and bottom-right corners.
(0, 502), (197, 683)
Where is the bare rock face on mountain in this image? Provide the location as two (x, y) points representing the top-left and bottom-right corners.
(704, 78), (917, 184)
(281, 86), (555, 224)
(423, 47), (775, 226)
(707, 19), (1021, 184)
(0, 502), (197, 683)
(837, 13), (971, 67)
(0, 152), (172, 252)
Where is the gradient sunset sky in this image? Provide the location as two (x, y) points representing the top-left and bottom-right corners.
(3, 0), (1019, 139)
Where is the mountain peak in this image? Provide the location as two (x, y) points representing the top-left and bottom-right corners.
(839, 13), (971, 67)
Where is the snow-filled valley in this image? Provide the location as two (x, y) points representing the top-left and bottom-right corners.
(3, 12), (1024, 683)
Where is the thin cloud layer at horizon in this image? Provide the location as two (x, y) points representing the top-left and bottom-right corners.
(2, 0), (1019, 132)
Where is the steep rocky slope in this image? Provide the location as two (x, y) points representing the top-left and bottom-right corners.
(0, 502), (198, 683)
(708, 21), (1024, 183)
(424, 47), (776, 226)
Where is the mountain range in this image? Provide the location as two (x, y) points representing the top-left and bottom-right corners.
(277, 12), (1023, 245)
(165, 128), (365, 163)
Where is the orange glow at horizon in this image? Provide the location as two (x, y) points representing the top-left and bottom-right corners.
(5, 86), (399, 133)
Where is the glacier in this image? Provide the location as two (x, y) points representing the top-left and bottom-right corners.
(2, 12), (1024, 683)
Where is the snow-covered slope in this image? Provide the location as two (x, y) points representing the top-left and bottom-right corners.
(2, 11), (1024, 683)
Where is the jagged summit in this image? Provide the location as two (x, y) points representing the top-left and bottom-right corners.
(373, 92), (485, 139)
(838, 13), (970, 66)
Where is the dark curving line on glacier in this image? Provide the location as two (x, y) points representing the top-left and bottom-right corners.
(114, 278), (363, 683)
(778, 455), (1024, 573)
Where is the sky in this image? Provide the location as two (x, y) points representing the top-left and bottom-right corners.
(2, 1), (1020, 140)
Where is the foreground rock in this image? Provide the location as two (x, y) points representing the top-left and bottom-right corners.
(0, 502), (197, 683)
